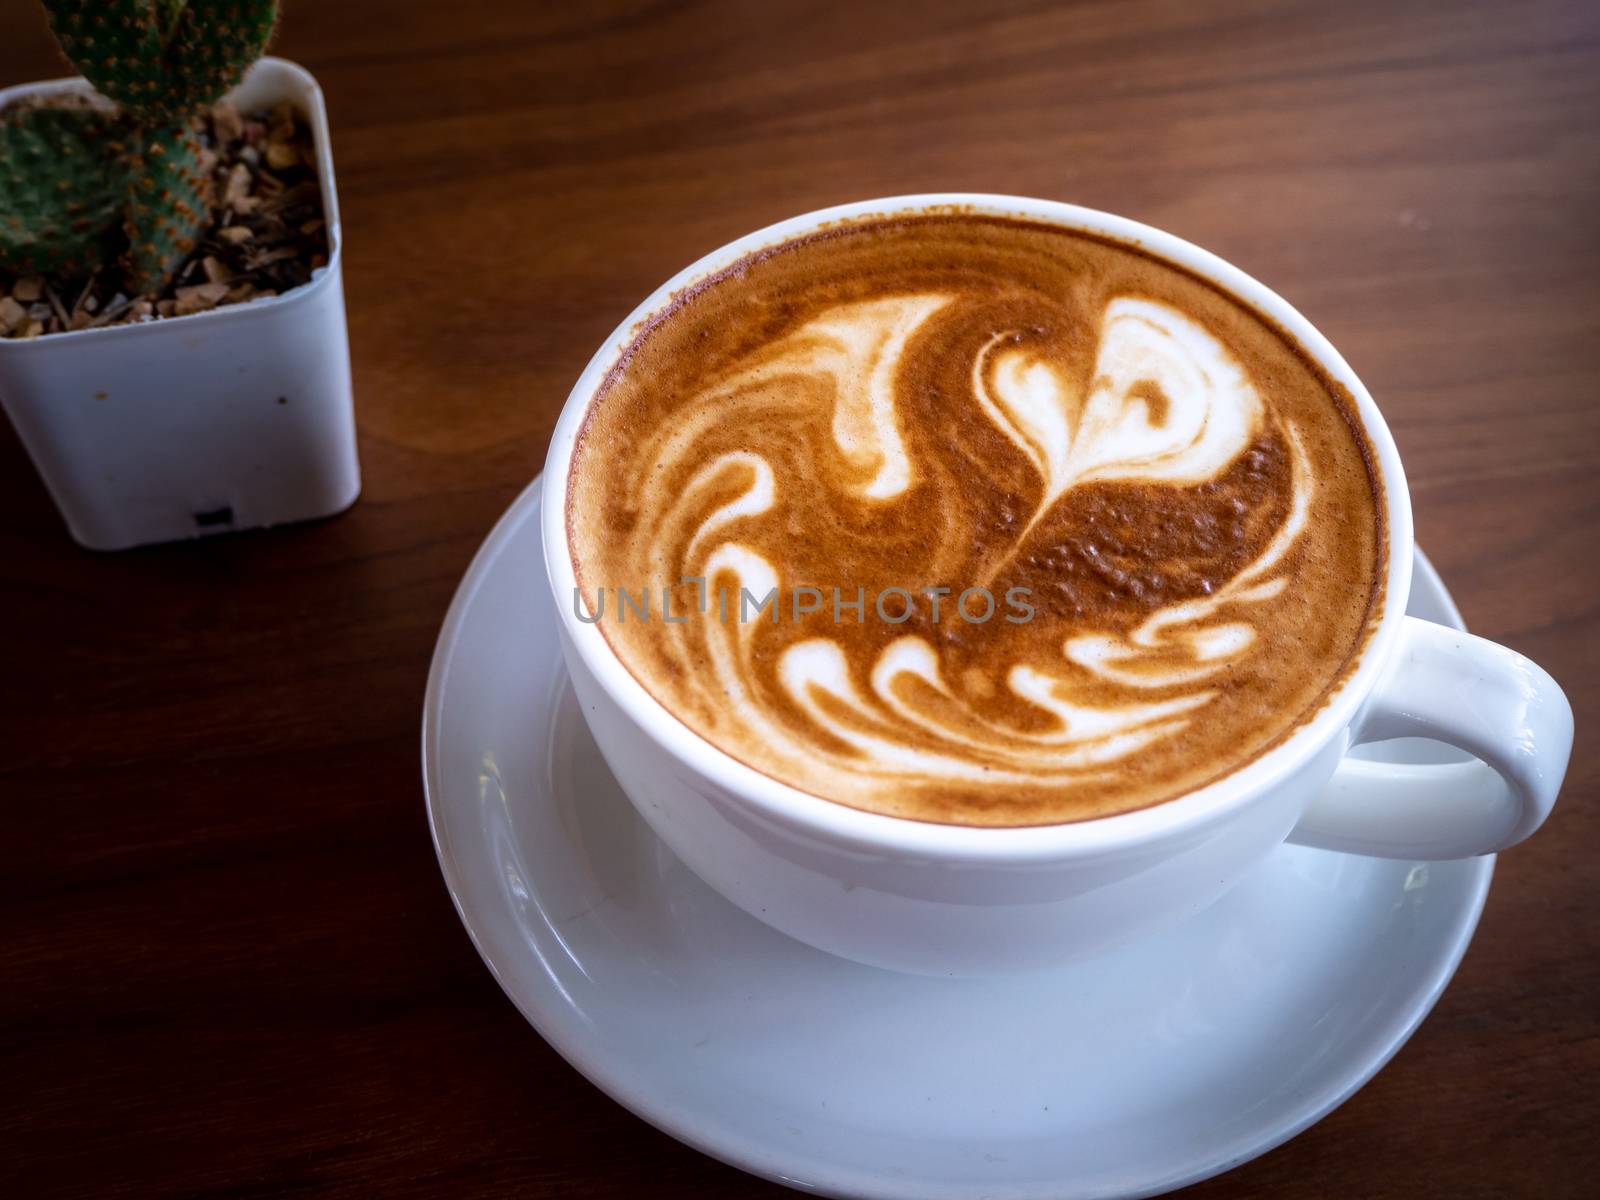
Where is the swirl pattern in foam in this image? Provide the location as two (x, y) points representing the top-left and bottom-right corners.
(567, 215), (1385, 826)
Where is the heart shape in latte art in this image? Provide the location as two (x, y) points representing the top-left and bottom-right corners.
(976, 297), (1265, 511)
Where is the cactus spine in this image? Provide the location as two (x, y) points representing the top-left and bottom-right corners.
(0, 1), (278, 291)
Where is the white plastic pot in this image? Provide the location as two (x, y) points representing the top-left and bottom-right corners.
(0, 57), (358, 551)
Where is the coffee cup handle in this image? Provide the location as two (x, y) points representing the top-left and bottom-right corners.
(1288, 615), (1573, 860)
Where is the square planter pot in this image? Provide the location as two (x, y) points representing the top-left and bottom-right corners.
(0, 57), (358, 551)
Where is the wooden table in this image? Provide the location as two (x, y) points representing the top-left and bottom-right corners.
(4, 2), (1596, 1195)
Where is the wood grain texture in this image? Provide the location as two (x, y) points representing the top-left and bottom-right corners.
(2, 1), (1596, 1196)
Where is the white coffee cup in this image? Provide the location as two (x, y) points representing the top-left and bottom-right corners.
(541, 195), (1573, 975)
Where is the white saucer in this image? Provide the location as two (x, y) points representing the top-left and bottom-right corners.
(423, 477), (1492, 1200)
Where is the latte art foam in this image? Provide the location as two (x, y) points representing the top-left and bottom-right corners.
(568, 215), (1384, 825)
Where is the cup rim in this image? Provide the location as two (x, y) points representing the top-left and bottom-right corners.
(541, 193), (1414, 862)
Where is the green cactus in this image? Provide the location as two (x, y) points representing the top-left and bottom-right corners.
(0, 103), (126, 277)
(123, 119), (210, 291)
(0, 1), (279, 292)
(43, 1), (279, 121)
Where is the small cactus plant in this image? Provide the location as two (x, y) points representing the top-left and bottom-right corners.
(0, 1), (278, 294)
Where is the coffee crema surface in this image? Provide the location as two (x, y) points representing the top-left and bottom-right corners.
(567, 214), (1386, 826)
